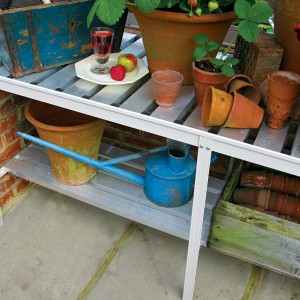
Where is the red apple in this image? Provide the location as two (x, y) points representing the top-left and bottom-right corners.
(117, 53), (138, 72)
(110, 65), (126, 81)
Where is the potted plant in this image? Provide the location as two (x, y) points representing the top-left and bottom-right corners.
(192, 0), (272, 104)
(87, 0), (272, 85)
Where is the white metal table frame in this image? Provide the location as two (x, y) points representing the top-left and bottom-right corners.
(1, 33), (300, 300)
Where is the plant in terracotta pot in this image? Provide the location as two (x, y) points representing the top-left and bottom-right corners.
(87, 0), (273, 85)
(193, 0), (272, 104)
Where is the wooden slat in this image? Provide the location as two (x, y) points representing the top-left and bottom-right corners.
(63, 78), (102, 98)
(16, 67), (61, 84)
(291, 125), (300, 158)
(120, 32), (140, 50)
(183, 108), (209, 132)
(218, 127), (250, 142)
(150, 86), (195, 122)
(254, 120), (290, 152)
(38, 64), (77, 90)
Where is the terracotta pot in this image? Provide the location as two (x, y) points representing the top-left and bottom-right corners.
(223, 92), (264, 128)
(201, 86), (233, 127)
(225, 78), (261, 105)
(273, 0), (300, 73)
(240, 170), (300, 197)
(233, 188), (271, 209)
(266, 92), (297, 129)
(268, 70), (300, 101)
(225, 74), (252, 93)
(25, 101), (106, 186)
(193, 61), (229, 106)
(127, 3), (236, 85)
(151, 70), (183, 107)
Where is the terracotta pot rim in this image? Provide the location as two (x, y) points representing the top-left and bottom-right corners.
(152, 70), (184, 85)
(192, 61), (228, 84)
(126, 3), (237, 23)
(25, 101), (104, 133)
(268, 70), (300, 86)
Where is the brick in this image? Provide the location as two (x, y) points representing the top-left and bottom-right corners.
(4, 127), (18, 144)
(0, 173), (17, 195)
(0, 139), (21, 164)
(0, 190), (14, 206)
(106, 122), (141, 136)
(124, 135), (163, 150)
(0, 91), (8, 99)
(0, 111), (18, 132)
(142, 131), (166, 143)
(15, 178), (31, 194)
(0, 96), (15, 117)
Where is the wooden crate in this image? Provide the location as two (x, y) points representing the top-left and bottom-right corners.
(208, 160), (300, 278)
(0, 0), (127, 77)
(233, 30), (283, 87)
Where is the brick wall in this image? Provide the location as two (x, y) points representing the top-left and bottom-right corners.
(0, 91), (32, 207)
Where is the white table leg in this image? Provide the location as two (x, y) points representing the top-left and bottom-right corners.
(183, 136), (213, 300)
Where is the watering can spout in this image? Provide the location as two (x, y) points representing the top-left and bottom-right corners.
(166, 140), (189, 173)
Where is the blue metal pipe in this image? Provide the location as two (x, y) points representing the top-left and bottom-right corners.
(18, 131), (147, 186)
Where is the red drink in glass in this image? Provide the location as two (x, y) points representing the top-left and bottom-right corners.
(90, 27), (114, 74)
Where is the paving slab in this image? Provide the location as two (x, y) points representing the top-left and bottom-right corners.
(86, 225), (252, 300)
(0, 185), (131, 300)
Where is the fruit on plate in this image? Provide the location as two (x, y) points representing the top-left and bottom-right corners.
(110, 65), (126, 81)
(117, 54), (138, 72)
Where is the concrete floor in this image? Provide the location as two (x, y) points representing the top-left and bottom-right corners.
(0, 184), (299, 300)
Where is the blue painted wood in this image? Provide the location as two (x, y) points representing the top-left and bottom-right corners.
(0, 1), (127, 77)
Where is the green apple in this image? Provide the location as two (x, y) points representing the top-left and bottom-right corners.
(117, 54), (138, 72)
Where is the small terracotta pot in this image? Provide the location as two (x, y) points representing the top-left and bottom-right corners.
(266, 92), (297, 129)
(201, 86), (233, 127)
(225, 79), (261, 105)
(152, 70), (184, 107)
(268, 70), (300, 101)
(240, 170), (271, 188)
(25, 101), (106, 186)
(192, 61), (229, 106)
(233, 188), (270, 208)
(223, 92), (264, 128)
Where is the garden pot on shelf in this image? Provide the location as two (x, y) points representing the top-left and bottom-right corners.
(225, 76), (261, 105)
(24, 101), (106, 186)
(201, 86), (233, 127)
(127, 2), (236, 85)
(193, 61), (229, 106)
(273, 0), (300, 73)
(223, 91), (264, 128)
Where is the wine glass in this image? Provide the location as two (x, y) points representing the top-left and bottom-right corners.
(90, 27), (114, 75)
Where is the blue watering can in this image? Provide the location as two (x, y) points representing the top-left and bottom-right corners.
(18, 132), (217, 207)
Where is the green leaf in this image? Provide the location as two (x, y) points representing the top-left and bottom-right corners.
(221, 65), (235, 77)
(194, 47), (207, 59)
(247, 2), (273, 23)
(237, 20), (260, 42)
(225, 57), (240, 65)
(234, 0), (251, 19)
(206, 41), (220, 51)
(212, 59), (225, 67)
(135, 0), (161, 13)
(95, 0), (126, 25)
(194, 34), (209, 46)
(87, 0), (100, 28)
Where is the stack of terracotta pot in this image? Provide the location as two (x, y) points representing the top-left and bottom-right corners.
(201, 75), (264, 128)
(233, 169), (300, 223)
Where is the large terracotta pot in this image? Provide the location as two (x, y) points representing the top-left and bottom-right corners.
(127, 3), (236, 85)
(273, 0), (300, 73)
(25, 101), (106, 186)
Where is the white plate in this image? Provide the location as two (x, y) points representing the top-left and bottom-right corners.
(75, 53), (149, 85)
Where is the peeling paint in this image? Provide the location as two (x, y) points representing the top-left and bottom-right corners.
(80, 43), (92, 53)
(48, 24), (60, 34)
(19, 30), (29, 37)
(17, 39), (28, 45)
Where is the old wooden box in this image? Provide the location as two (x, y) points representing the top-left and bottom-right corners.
(209, 160), (300, 279)
(0, 0), (126, 77)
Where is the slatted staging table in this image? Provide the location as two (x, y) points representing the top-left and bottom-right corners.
(1, 33), (300, 299)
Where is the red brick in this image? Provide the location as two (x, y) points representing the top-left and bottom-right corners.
(0, 96), (15, 117)
(0, 111), (18, 132)
(0, 190), (14, 206)
(106, 122), (141, 136)
(102, 128), (124, 144)
(142, 131), (166, 143)
(4, 127), (18, 144)
(0, 91), (8, 99)
(124, 135), (163, 150)
(0, 173), (17, 195)
(15, 178), (31, 194)
(0, 139), (21, 164)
